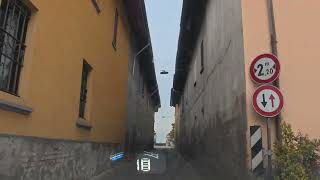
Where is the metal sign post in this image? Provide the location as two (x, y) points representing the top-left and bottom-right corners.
(250, 53), (283, 178)
(252, 85), (284, 178)
(266, 117), (272, 179)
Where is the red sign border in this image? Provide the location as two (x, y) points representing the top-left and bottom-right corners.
(253, 85), (284, 118)
(250, 53), (281, 84)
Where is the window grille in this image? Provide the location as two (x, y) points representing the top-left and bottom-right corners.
(0, 0), (31, 94)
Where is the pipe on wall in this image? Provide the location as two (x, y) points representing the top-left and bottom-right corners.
(266, 0), (282, 141)
(267, 0), (278, 58)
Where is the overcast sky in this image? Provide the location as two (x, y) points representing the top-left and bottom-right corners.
(145, 1), (183, 143)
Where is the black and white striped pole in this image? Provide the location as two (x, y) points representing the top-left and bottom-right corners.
(250, 122), (273, 178)
(250, 125), (263, 174)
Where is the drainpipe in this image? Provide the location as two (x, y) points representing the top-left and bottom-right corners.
(267, 0), (278, 58)
(267, 0), (281, 141)
(267, 0), (280, 178)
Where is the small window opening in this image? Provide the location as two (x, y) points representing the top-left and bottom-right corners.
(79, 60), (92, 119)
(112, 8), (119, 50)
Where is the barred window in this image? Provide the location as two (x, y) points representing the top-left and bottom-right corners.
(112, 8), (118, 50)
(0, 0), (31, 95)
(200, 40), (204, 74)
(79, 60), (92, 119)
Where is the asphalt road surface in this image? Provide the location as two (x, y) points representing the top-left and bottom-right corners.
(94, 148), (207, 180)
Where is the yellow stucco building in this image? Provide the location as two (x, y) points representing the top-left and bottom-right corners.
(0, 0), (159, 179)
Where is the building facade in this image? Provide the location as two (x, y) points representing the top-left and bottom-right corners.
(0, 0), (159, 179)
(171, 0), (320, 179)
(242, 0), (320, 176)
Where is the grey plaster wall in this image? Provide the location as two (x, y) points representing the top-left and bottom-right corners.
(0, 135), (120, 180)
(125, 41), (155, 152)
(177, 0), (248, 179)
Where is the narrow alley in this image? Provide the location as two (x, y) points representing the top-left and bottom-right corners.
(0, 0), (319, 179)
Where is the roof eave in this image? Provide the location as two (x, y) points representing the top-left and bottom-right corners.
(171, 0), (207, 106)
(123, 0), (161, 107)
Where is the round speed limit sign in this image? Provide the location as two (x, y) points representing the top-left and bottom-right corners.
(250, 54), (280, 84)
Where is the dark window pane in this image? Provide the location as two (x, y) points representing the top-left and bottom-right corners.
(112, 8), (119, 50)
(79, 60), (92, 118)
(200, 40), (204, 74)
(0, 0), (30, 94)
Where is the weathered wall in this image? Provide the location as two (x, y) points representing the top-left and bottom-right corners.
(126, 40), (155, 152)
(174, 105), (181, 150)
(0, 0), (129, 143)
(0, 135), (120, 180)
(177, 0), (248, 179)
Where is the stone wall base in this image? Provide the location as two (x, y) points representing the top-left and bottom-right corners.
(0, 134), (121, 180)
